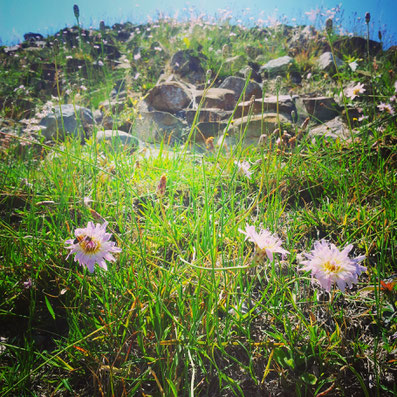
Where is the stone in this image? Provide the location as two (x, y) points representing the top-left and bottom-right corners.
(219, 76), (262, 103)
(192, 122), (228, 143)
(186, 108), (231, 125)
(234, 95), (297, 119)
(237, 66), (262, 84)
(134, 110), (187, 144)
(96, 130), (139, 151)
(227, 113), (291, 144)
(23, 32), (44, 42)
(145, 82), (192, 113)
(317, 52), (344, 74)
(308, 117), (355, 141)
(260, 56), (295, 77)
(194, 88), (236, 111)
(38, 105), (93, 141)
(170, 50), (207, 84)
(303, 97), (341, 122)
(331, 37), (382, 58)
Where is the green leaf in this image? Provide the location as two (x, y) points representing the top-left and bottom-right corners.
(301, 372), (317, 385)
(44, 295), (56, 320)
(283, 357), (295, 369)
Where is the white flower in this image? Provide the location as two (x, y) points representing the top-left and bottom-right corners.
(394, 81), (397, 93)
(344, 82), (366, 99)
(235, 160), (253, 179)
(239, 224), (289, 262)
(65, 222), (122, 273)
(348, 61), (358, 71)
(134, 53), (141, 61)
(299, 240), (366, 292)
(377, 102), (395, 115)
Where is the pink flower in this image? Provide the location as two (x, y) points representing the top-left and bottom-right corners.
(65, 222), (121, 273)
(235, 160), (253, 179)
(377, 102), (395, 115)
(344, 82), (365, 100)
(239, 224), (289, 261)
(299, 240), (366, 292)
(394, 80), (397, 93)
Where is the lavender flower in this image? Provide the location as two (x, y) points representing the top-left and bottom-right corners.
(299, 240), (366, 292)
(235, 160), (253, 179)
(239, 224), (289, 261)
(344, 83), (365, 100)
(65, 222), (121, 273)
(378, 102), (395, 115)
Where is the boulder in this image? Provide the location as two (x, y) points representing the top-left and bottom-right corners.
(227, 113), (291, 143)
(38, 105), (93, 141)
(234, 95), (297, 119)
(145, 82), (192, 113)
(186, 108), (231, 125)
(23, 32), (44, 42)
(194, 88), (236, 111)
(237, 66), (262, 83)
(170, 50), (207, 84)
(96, 130), (139, 151)
(317, 52), (344, 74)
(303, 96), (341, 122)
(308, 117), (355, 141)
(331, 37), (382, 58)
(134, 110), (187, 144)
(219, 76), (262, 103)
(191, 121), (228, 143)
(260, 56), (295, 77)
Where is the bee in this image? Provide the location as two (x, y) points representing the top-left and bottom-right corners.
(73, 235), (92, 245)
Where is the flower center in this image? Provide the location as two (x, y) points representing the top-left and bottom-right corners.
(323, 260), (341, 273)
(80, 236), (100, 253)
(353, 88), (361, 95)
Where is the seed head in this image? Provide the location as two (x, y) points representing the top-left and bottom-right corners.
(73, 4), (80, 19)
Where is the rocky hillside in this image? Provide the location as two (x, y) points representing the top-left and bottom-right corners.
(1, 17), (396, 152)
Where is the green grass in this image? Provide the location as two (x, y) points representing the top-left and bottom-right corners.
(0, 9), (397, 397)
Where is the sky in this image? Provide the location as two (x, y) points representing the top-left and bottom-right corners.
(0, 0), (396, 48)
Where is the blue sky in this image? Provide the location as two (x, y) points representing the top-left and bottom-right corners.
(1, 0), (396, 48)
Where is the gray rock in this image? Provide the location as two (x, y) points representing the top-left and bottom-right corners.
(96, 130), (139, 151)
(38, 105), (93, 141)
(219, 76), (262, 103)
(170, 50), (207, 84)
(145, 82), (192, 113)
(260, 56), (295, 77)
(308, 117), (356, 141)
(227, 113), (291, 145)
(192, 121), (228, 143)
(194, 88), (236, 111)
(317, 52), (344, 74)
(234, 95), (297, 119)
(186, 108), (231, 125)
(134, 110), (187, 144)
(303, 96), (341, 122)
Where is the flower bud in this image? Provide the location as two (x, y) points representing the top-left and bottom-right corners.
(325, 18), (333, 34)
(365, 12), (370, 24)
(100, 20), (105, 33)
(73, 4), (80, 19)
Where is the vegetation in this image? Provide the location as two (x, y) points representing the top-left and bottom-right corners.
(0, 6), (396, 396)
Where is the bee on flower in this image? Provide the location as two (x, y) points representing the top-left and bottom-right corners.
(65, 221), (121, 273)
